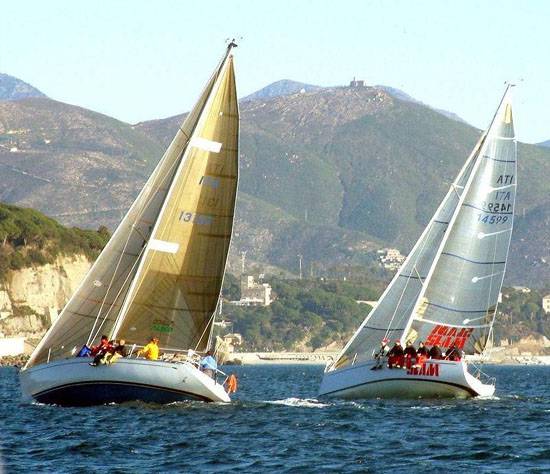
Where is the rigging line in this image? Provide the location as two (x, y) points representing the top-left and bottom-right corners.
(86, 227), (139, 346)
(451, 183), (462, 200)
(87, 120), (192, 345)
(441, 252), (506, 265)
(425, 302), (491, 314)
(383, 259), (422, 340)
(90, 244), (148, 343)
(194, 309), (218, 351)
(413, 266), (424, 285)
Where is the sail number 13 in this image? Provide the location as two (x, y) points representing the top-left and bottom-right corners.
(179, 211), (213, 225)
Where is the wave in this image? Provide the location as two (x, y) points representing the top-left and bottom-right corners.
(264, 397), (330, 408)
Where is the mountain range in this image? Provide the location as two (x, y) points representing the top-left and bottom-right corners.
(0, 76), (549, 286)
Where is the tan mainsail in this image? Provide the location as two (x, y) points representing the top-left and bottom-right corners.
(26, 44), (238, 368)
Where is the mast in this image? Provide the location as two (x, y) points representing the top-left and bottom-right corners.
(399, 85), (515, 348)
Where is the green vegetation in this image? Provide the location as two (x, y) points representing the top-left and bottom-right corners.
(494, 287), (549, 343)
(219, 277), (549, 351)
(0, 203), (110, 277)
(141, 88), (550, 286)
(222, 277), (380, 351)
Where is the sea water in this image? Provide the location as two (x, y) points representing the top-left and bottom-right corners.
(0, 365), (548, 473)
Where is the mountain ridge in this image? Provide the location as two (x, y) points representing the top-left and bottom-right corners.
(0, 77), (548, 286)
(0, 73), (46, 101)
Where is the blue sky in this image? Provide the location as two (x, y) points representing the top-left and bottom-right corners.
(0, 0), (547, 142)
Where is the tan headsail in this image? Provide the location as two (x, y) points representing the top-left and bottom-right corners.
(26, 43), (239, 368)
(112, 52), (239, 351)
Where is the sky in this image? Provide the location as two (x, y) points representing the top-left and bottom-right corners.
(0, 0), (548, 143)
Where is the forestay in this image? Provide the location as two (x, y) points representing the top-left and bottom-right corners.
(26, 44), (238, 368)
(331, 87), (515, 370)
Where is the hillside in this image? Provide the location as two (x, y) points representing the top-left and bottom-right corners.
(0, 80), (549, 285)
(241, 79), (322, 102)
(0, 202), (108, 274)
(137, 86), (550, 286)
(0, 73), (46, 101)
(0, 98), (161, 228)
(0, 203), (107, 339)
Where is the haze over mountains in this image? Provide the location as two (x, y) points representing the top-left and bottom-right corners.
(0, 75), (548, 286)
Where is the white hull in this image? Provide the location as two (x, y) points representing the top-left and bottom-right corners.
(20, 358), (230, 406)
(319, 360), (494, 399)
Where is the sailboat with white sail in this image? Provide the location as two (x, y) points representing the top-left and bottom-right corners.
(20, 42), (240, 405)
(319, 85), (517, 399)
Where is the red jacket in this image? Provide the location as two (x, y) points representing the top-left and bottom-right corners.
(91, 340), (111, 356)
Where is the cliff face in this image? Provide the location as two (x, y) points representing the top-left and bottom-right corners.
(0, 255), (91, 337)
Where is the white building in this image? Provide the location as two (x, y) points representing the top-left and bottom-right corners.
(378, 248), (406, 271)
(543, 294), (550, 314)
(0, 336), (25, 357)
(232, 276), (272, 306)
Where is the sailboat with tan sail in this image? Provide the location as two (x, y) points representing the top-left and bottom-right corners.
(20, 41), (240, 405)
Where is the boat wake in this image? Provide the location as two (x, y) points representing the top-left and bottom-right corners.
(265, 397), (329, 408)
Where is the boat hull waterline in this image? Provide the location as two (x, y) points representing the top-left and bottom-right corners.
(20, 358), (230, 406)
(319, 360), (494, 399)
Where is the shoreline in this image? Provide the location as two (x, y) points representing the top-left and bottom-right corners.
(2, 352), (549, 368)
(224, 352), (550, 366)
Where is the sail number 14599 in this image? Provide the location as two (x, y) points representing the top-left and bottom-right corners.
(477, 214), (509, 224)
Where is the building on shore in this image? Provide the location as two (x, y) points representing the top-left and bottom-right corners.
(377, 248), (405, 270)
(231, 275), (272, 306)
(0, 334), (25, 357)
(543, 294), (550, 314)
(512, 286), (532, 294)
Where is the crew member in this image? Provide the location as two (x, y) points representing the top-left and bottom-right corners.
(104, 339), (127, 364)
(200, 350), (218, 378)
(372, 338), (390, 370)
(387, 340), (404, 368)
(416, 341), (429, 366)
(428, 344), (443, 360)
(445, 344), (462, 361)
(403, 341), (417, 369)
(90, 335), (110, 356)
(89, 336), (113, 366)
(138, 337), (160, 360)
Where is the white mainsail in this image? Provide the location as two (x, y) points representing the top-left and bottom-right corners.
(332, 86), (515, 370)
(26, 43), (239, 368)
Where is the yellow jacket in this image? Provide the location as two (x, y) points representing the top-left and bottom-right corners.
(140, 342), (159, 360)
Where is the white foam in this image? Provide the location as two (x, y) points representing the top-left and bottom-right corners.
(265, 397), (329, 408)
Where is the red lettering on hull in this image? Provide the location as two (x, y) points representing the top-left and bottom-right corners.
(407, 362), (440, 377)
